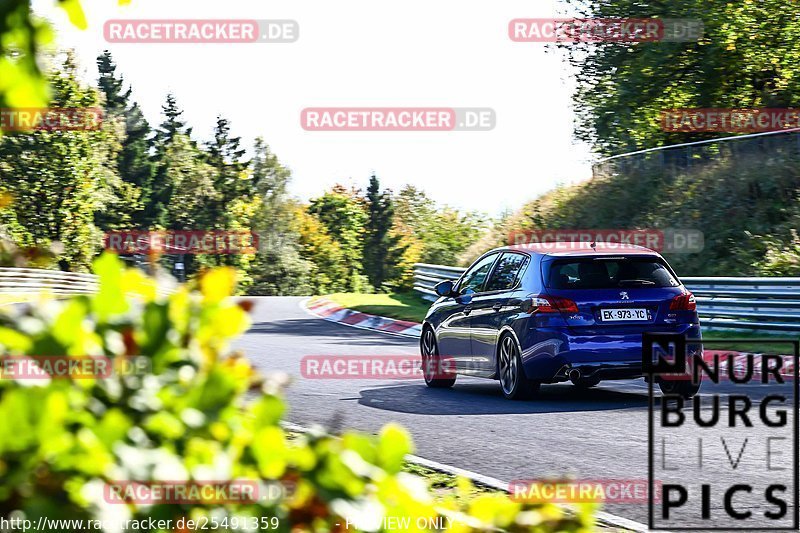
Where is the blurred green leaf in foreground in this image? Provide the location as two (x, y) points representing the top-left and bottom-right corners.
(0, 0), (128, 135)
(0, 254), (595, 531)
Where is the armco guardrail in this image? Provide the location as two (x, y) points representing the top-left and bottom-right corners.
(412, 263), (466, 299)
(413, 263), (800, 332)
(0, 268), (99, 295)
(683, 277), (800, 332)
(0, 267), (175, 300)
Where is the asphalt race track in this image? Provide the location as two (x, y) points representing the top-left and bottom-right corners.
(236, 296), (798, 529)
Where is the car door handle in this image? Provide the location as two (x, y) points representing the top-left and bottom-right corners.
(493, 302), (503, 311)
(464, 306), (472, 315)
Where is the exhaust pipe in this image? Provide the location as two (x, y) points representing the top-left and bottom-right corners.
(568, 369), (581, 382)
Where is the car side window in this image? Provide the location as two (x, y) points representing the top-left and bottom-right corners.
(458, 254), (498, 294)
(484, 253), (529, 292)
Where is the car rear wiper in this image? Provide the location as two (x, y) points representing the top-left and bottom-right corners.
(617, 279), (656, 286)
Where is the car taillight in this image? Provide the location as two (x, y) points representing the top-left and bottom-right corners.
(531, 295), (579, 314)
(670, 292), (697, 311)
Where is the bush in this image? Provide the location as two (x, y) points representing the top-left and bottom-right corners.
(0, 254), (594, 532)
(506, 147), (800, 277)
(756, 230), (800, 275)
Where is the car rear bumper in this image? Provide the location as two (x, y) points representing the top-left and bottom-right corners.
(551, 360), (644, 382)
(519, 324), (701, 382)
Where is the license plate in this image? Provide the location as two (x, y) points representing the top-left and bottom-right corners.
(600, 308), (649, 322)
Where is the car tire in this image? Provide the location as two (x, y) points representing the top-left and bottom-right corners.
(658, 376), (701, 399)
(498, 334), (539, 400)
(421, 327), (456, 388)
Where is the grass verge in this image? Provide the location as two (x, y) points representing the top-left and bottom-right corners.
(700, 329), (799, 355)
(403, 462), (495, 503)
(322, 292), (430, 323)
(405, 462), (632, 532)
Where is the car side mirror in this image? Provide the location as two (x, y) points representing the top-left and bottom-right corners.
(434, 280), (457, 298)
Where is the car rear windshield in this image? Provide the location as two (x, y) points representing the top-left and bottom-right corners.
(544, 257), (680, 289)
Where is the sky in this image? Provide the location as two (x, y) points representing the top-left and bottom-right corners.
(32, 0), (595, 215)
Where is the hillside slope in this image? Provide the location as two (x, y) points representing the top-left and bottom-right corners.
(462, 143), (800, 277)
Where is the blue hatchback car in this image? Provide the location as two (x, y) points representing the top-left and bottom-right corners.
(420, 242), (702, 400)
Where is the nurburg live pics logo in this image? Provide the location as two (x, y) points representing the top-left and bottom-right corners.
(644, 333), (799, 530)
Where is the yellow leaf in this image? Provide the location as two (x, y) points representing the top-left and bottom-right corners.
(0, 193), (13, 208)
(58, 0), (88, 30)
(120, 269), (157, 302)
(167, 287), (190, 332)
(210, 305), (250, 338)
(200, 268), (236, 303)
(0, 327), (33, 353)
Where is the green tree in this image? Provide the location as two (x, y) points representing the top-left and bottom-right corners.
(204, 116), (248, 229)
(566, 0), (800, 155)
(292, 203), (348, 294)
(148, 93), (190, 227)
(163, 133), (218, 228)
(394, 185), (488, 266)
(249, 138), (313, 295)
(195, 116), (255, 283)
(308, 185), (368, 291)
(363, 174), (404, 291)
(0, 55), (125, 270)
(157, 92), (191, 140)
(389, 189), (425, 290)
(96, 50), (153, 228)
(394, 185), (436, 235)
(96, 50), (129, 113)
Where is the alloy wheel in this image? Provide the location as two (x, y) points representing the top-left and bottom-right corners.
(499, 335), (519, 395)
(421, 329), (438, 382)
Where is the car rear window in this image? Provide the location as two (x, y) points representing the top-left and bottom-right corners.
(544, 257), (680, 289)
